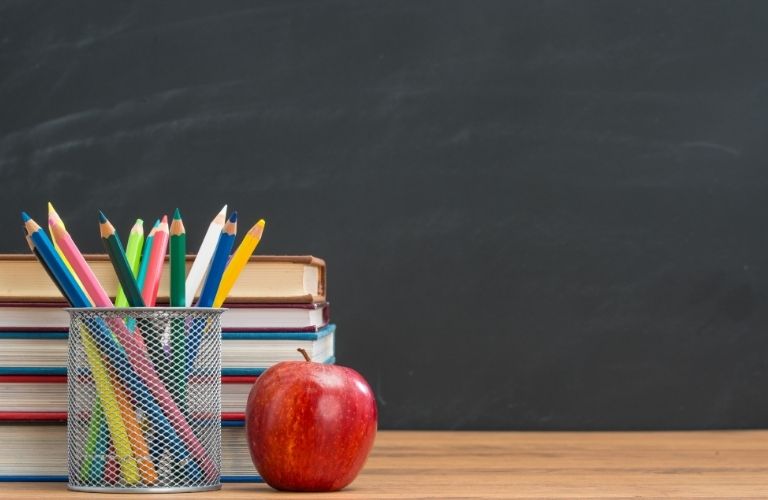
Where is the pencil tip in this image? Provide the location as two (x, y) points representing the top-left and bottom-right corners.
(228, 211), (238, 222)
(173, 208), (181, 219)
(153, 219), (160, 227)
(98, 210), (107, 223)
(161, 215), (168, 224)
(21, 211), (30, 222)
(220, 204), (228, 215)
(135, 218), (144, 226)
(257, 219), (265, 227)
(47, 202), (54, 213)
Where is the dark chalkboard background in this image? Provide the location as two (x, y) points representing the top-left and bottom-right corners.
(2, 0), (768, 429)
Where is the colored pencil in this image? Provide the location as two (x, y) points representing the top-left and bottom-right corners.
(81, 326), (141, 485)
(23, 213), (90, 307)
(112, 376), (158, 485)
(185, 205), (227, 306)
(137, 219), (159, 292)
(50, 217), (113, 307)
(47, 202), (90, 302)
(80, 400), (107, 481)
(115, 219), (144, 307)
(142, 216), (169, 307)
(99, 211), (145, 307)
(196, 211), (237, 307)
(104, 443), (119, 485)
(169, 209), (188, 407)
(169, 209), (186, 307)
(213, 219), (266, 308)
(24, 229), (69, 301)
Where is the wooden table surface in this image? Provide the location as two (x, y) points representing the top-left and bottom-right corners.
(5, 430), (768, 499)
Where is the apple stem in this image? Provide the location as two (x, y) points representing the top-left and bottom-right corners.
(297, 348), (311, 362)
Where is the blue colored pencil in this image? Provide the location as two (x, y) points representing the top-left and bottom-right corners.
(136, 219), (160, 292)
(196, 211), (238, 307)
(187, 212), (237, 389)
(22, 212), (90, 307)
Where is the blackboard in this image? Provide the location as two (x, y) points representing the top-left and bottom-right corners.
(2, 0), (768, 429)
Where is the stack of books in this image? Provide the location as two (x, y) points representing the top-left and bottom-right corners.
(0, 254), (332, 482)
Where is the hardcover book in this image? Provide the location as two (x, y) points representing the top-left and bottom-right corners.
(0, 325), (336, 376)
(0, 375), (258, 415)
(0, 254), (326, 303)
(0, 302), (330, 332)
(0, 419), (261, 482)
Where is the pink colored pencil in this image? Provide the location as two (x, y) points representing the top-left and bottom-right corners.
(114, 324), (218, 480)
(49, 219), (113, 307)
(142, 215), (169, 306)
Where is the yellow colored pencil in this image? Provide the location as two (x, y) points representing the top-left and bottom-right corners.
(213, 220), (265, 308)
(48, 203), (92, 305)
(80, 325), (140, 485)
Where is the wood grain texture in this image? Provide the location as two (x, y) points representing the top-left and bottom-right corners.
(5, 430), (768, 498)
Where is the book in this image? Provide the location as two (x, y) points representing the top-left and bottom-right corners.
(0, 254), (326, 303)
(0, 375), (258, 415)
(0, 325), (336, 376)
(0, 419), (261, 482)
(0, 302), (330, 332)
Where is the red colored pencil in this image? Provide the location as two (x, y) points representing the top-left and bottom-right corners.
(141, 215), (169, 306)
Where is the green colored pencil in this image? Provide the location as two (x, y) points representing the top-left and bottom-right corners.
(169, 209), (187, 408)
(80, 399), (107, 480)
(115, 219), (144, 307)
(169, 208), (186, 307)
(98, 211), (145, 307)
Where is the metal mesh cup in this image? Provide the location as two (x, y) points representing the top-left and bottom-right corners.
(66, 308), (224, 493)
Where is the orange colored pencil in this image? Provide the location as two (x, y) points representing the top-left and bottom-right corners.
(111, 377), (158, 485)
(141, 215), (169, 306)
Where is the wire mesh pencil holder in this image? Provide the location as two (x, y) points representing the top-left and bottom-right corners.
(67, 307), (224, 493)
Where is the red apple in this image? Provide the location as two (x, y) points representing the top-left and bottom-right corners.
(245, 348), (377, 491)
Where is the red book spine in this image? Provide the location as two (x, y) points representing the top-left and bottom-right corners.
(220, 412), (246, 421)
(0, 411), (67, 421)
(0, 375), (67, 383)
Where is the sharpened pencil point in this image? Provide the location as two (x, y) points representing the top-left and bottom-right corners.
(153, 219), (160, 228)
(228, 211), (238, 222)
(173, 208), (181, 220)
(21, 212), (31, 222)
(98, 210), (107, 223)
(161, 215), (168, 224)
(131, 218), (144, 234)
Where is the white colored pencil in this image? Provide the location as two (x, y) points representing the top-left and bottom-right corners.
(184, 205), (227, 306)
